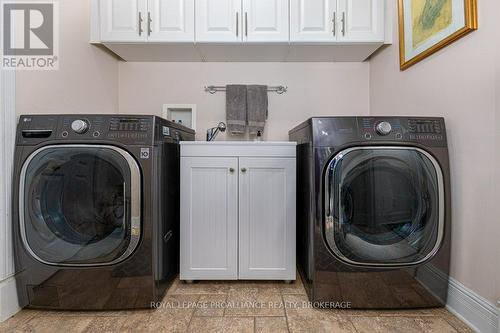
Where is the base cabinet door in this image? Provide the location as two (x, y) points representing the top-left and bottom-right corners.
(238, 158), (296, 280)
(100, 0), (148, 42)
(180, 157), (239, 280)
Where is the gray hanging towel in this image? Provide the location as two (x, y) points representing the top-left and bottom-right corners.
(247, 85), (268, 135)
(226, 84), (247, 135)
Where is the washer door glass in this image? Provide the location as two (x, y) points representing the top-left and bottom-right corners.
(325, 147), (444, 266)
(21, 145), (141, 266)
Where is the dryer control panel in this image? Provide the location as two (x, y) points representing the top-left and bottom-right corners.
(57, 116), (153, 144)
(17, 115), (155, 146)
(17, 114), (195, 146)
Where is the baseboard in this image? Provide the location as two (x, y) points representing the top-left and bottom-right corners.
(0, 276), (20, 322)
(420, 265), (499, 333)
(446, 277), (499, 333)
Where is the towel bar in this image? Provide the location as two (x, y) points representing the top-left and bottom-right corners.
(204, 85), (288, 95)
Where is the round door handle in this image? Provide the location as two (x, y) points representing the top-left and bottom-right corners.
(241, 168), (247, 173)
(229, 168), (235, 173)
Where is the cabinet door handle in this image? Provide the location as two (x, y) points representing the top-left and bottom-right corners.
(245, 12), (248, 37)
(229, 168), (235, 173)
(332, 12), (336, 36)
(236, 12), (239, 37)
(138, 12), (143, 36)
(341, 12), (346, 36)
(241, 168), (247, 173)
(148, 12), (152, 36)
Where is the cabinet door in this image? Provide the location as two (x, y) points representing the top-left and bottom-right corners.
(337, 0), (385, 42)
(100, 0), (148, 42)
(242, 0), (289, 42)
(290, 0), (337, 42)
(147, 0), (194, 42)
(180, 157), (239, 280)
(196, 0), (242, 43)
(238, 158), (296, 280)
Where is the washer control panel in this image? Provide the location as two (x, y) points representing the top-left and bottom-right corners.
(359, 118), (404, 141)
(358, 117), (446, 145)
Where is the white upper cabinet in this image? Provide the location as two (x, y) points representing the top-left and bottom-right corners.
(291, 0), (384, 42)
(100, 0), (194, 42)
(337, 0), (385, 42)
(196, 0), (242, 43)
(93, 0), (388, 61)
(100, 0), (148, 42)
(147, 0), (195, 42)
(196, 0), (289, 43)
(290, 0), (337, 42)
(242, 0), (289, 42)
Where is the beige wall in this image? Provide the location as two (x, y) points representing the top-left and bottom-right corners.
(15, 0), (119, 115)
(370, 2), (500, 304)
(118, 62), (370, 141)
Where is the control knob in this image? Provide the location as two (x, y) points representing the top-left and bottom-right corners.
(71, 119), (89, 134)
(376, 121), (392, 136)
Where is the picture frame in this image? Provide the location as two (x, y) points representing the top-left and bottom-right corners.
(398, 0), (478, 70)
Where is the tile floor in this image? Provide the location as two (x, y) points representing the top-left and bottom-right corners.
(0, 276), (473, 333)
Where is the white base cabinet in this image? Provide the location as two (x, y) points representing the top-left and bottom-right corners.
(180, 142), (296, 281)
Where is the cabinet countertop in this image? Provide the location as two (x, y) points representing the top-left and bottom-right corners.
(181, 141), (297, 146)
(181, 141), (297, 157)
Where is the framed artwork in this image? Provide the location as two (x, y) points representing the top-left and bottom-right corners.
(398, 0), (478, 70)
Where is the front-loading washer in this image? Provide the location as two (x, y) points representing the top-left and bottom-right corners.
(289, 117), (451, 309)
(12, 114), (194, 310)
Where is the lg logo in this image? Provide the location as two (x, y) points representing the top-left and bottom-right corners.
(1, 1), (58, 70)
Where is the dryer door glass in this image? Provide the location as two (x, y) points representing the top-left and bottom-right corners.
(20, 145), (141, 266)
(325, 147), (444, 266)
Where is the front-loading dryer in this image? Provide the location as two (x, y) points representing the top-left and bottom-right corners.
(12, 115), (194, 310)
(289, 117), (451, 309)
